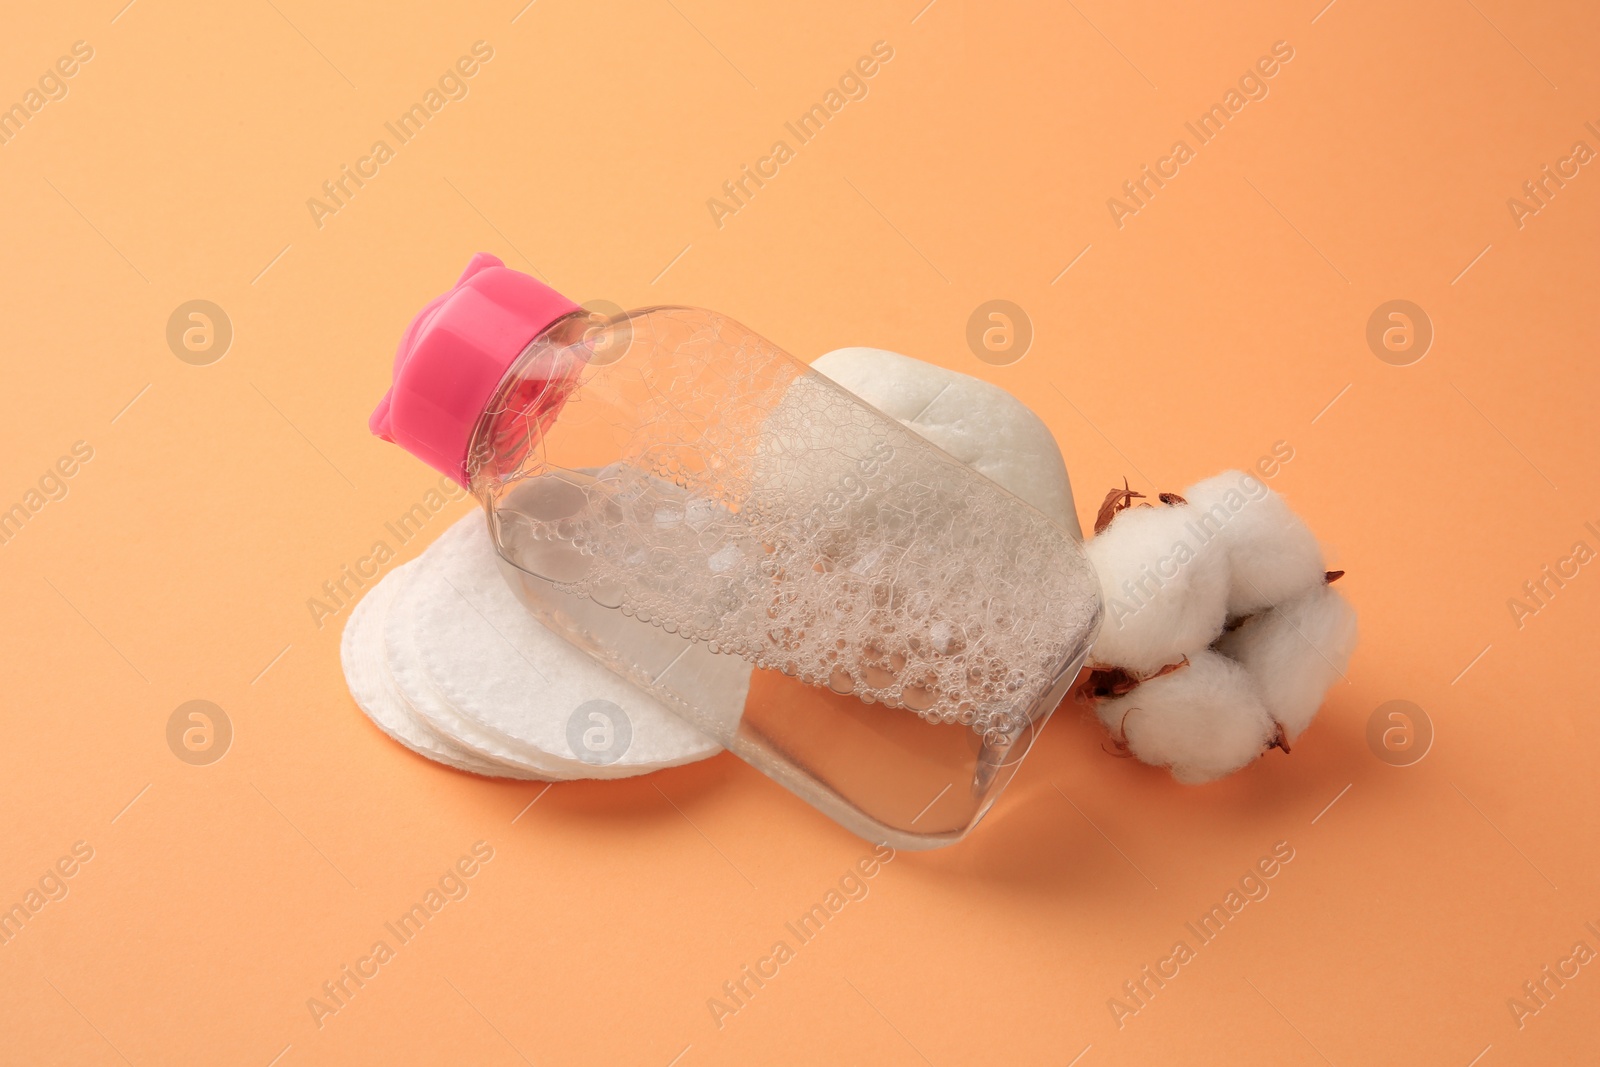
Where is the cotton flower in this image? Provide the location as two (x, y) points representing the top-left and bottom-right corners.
(1084, 501), (1230, 675)
(1183, 470), (1325, 616)
(1095, 651), (1278, 784)
(1081, 471), (1355, 783)
(1216, 583), (1357, 743)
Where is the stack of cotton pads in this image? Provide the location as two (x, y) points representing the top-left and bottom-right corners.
(1080, 470), (1357, 784)
(342, 513), (727, 778)
(342, 347), (1079, 780)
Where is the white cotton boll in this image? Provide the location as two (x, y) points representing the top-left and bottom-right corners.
(1084, 504), (1230, 674)
(1183, 470), (1325, 616)
(1217, 583), (1357, 743)
(1095, 651), (1277, 784)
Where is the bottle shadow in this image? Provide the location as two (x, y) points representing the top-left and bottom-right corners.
(892, 693), (1382, 898)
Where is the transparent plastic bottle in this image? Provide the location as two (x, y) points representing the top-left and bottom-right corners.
(371, 254), (1103, 848)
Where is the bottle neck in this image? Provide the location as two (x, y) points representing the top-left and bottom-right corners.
(465, 310), (594, 497)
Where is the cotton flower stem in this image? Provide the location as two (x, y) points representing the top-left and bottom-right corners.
(1094, 478), (1145, 534)
(1145, 656), (1190, 681)
(1073, 656), (1191, 705)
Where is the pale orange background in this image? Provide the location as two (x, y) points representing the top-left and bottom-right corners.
(2, 1), (1597, 1064)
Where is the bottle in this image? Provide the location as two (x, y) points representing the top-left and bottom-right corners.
(370, 254), (1103, 848)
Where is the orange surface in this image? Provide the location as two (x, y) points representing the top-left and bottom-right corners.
(2, 1), (1597, 1064)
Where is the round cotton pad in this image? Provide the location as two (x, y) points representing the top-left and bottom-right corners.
(402, 513), (726, 779)
(382, 536), (579, 777)
(812, 347), (1080, 536)
(341, 560), (548, 778)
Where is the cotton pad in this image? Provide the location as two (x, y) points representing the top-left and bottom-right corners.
(1217, 583), (1357, 743)
(1183, 470), (1325, 616)
(398, 513), (730, 779)
(1095, 650), (1277, 784)
(341, 559), (549, 778)
(382, 548), (574, 778)
(812, 347), (1080, 535)
(1084, 502), (1231, 674)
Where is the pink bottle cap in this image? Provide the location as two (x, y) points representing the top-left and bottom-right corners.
(370, 253), (581, 486)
